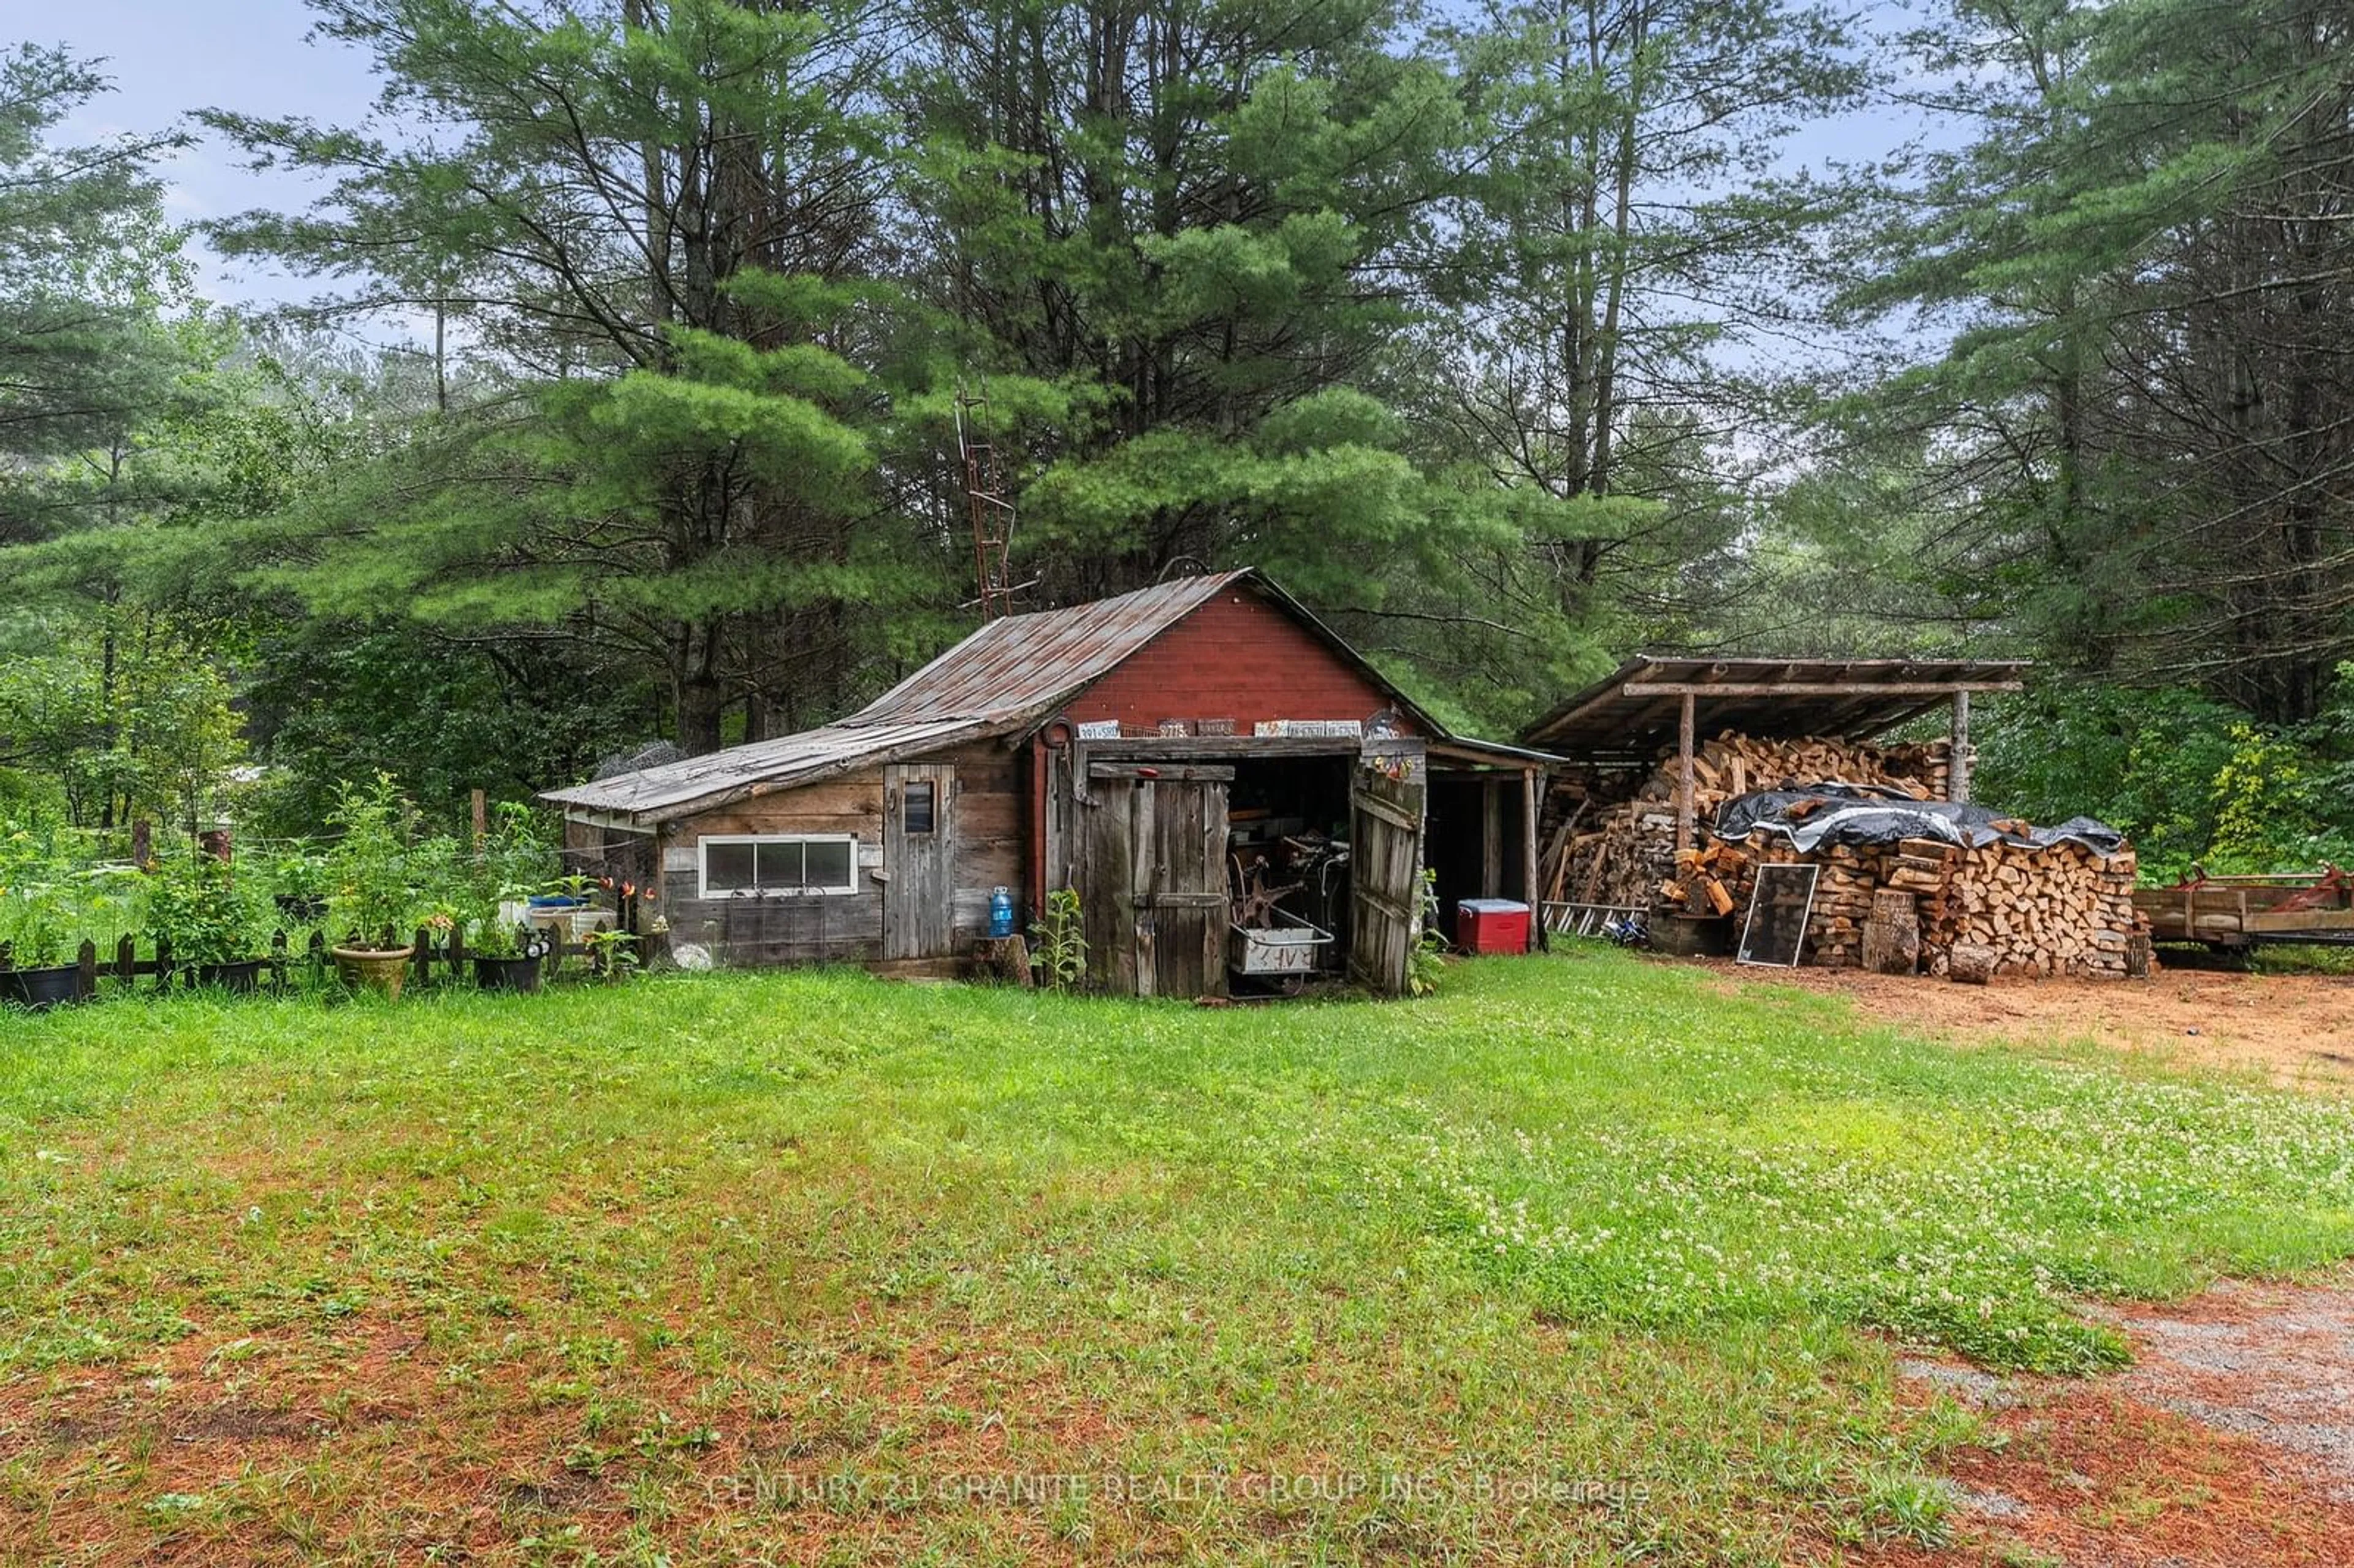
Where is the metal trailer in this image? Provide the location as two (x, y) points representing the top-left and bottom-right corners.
(2134, 867), (2354, 951)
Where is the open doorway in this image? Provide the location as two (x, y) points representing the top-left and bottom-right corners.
(1224, 755), (1355, 990)
(1425, 771), (1529, 945)
(1062, 739), (1452, 997)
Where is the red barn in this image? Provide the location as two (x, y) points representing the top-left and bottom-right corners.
(544, 569), (1552, 996)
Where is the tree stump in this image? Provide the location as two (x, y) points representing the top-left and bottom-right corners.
(2124, 931), (2155, 980)
(973, 934), (1032, 987)
(1948, 942), (1997, 985)
(1862, 890), (1919, 975)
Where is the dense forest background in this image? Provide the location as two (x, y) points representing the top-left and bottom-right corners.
(2, 0), (2350, 880)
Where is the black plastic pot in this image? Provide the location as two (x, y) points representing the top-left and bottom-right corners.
(2, 964), (85, 1010)
(193, 959), (267, 995)
(473, 954), (544, 994)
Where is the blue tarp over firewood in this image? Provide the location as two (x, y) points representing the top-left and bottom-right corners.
(1713, 785), (2127, 858)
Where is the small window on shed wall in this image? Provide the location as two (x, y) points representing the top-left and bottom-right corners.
(902, 780), (936, 834)
(698, 834), (859, 898)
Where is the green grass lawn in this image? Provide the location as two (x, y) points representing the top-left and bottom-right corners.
(4, 950), (2353, 1564)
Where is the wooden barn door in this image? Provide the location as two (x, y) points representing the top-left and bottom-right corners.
(1349, 742), (1428, 995)
(883, 763), (956, 960)
(1083, 764), (1232, 997)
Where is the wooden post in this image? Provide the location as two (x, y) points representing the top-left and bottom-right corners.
(1949, 690), (1971, 804)
(1522, 767), (1542, 953)
(471, 788), (488, 845)
(1675, 693), (1697, 854)
(1481, 781), (1504, 899)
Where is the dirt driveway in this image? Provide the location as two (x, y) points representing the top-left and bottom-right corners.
(1882, 1277), (2354, 1567)
(1704, 959), (2354, 1089)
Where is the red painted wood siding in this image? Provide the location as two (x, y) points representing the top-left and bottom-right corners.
(1061, 587), (1415, 735)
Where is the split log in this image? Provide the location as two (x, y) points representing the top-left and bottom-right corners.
(1948, 943), (1996, 984)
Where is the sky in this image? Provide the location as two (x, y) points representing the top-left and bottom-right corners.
(42, 1), (383, 310)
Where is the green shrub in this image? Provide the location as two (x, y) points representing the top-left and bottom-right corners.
(144, 850), (273, 967)
(324, 775), (427, 950)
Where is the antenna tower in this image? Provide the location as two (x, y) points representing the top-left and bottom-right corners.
(953, 384), (1018, 621)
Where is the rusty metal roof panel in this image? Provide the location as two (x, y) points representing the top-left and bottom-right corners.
(846, 571), (1251, 726)
(543, 574), (1252, 825)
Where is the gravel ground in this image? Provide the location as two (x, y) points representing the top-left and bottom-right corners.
(1893, 1276), (2354, 1565)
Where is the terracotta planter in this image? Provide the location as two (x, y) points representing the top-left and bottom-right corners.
(472, 954), (543, 994)
(331, 945), (414, 1000)
(2, 964), (84, 1011)
(193, 958), (267, 995)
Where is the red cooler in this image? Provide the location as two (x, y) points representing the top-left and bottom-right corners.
(1455, 899), (1531, 955)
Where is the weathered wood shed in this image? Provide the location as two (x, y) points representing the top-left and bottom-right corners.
(545, 569), (1552, 996)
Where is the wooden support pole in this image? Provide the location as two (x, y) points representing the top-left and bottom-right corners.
(1675, 693), (1696, 855)
(1522, 767), (1542, 952)
(1949, 690), (1971, 804)
(1481, 780), (1504, 898)
(471, 788), (489, 845)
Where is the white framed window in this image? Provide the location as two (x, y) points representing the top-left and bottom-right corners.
(698, 834), (860, 898)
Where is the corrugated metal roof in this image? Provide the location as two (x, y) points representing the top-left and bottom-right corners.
(542, 717), (1003, 821)
(1520, 655), (2032, 761)
(851, 571), (1250, 725)
(546, 573), (1255, 824)
(549, 568), (1560, 826)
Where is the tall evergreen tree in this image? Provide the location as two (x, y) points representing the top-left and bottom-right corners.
(1426, 0), (1870, 633)
(891, 0), (1492, 607)
(207, 0), (937, 752)
(0, 44), (192, 537)
(1849, 0), (2354, 723)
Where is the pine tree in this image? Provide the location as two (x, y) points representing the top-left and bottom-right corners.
(0, 45), (192, 530)
(1849, 0), (2354, 723)
(206, 0), (936, 752)
(1426, 0), (1872, 629)
(891, 0), (1490, 606)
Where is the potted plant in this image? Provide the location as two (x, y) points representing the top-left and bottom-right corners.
(468, 805), (557, 993)
(470, 910), (552, 992)
(145, 848), (275, 994)
(324, 774), (422, 999)
(0, 824), (84, 1009)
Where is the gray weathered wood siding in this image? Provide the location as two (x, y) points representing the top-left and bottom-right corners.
(655, 776), (886, 966)
(939, 742), (1027, 947)
(651, 740), (1029, 969)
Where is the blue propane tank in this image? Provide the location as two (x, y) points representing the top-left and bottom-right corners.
(988, 886), (1016, 939)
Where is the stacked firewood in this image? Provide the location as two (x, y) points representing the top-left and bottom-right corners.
(1735, 843), (1881, 964)
(1723, 835), (2147, 978)
(1659, 843), (1745, 917)
(1922, 841), (2146, 978)
(1539, 734), (1952, 909)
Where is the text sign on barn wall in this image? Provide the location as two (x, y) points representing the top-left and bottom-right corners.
(1254, 718), (1365, 737)
(1737, 864), (1820, 968)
